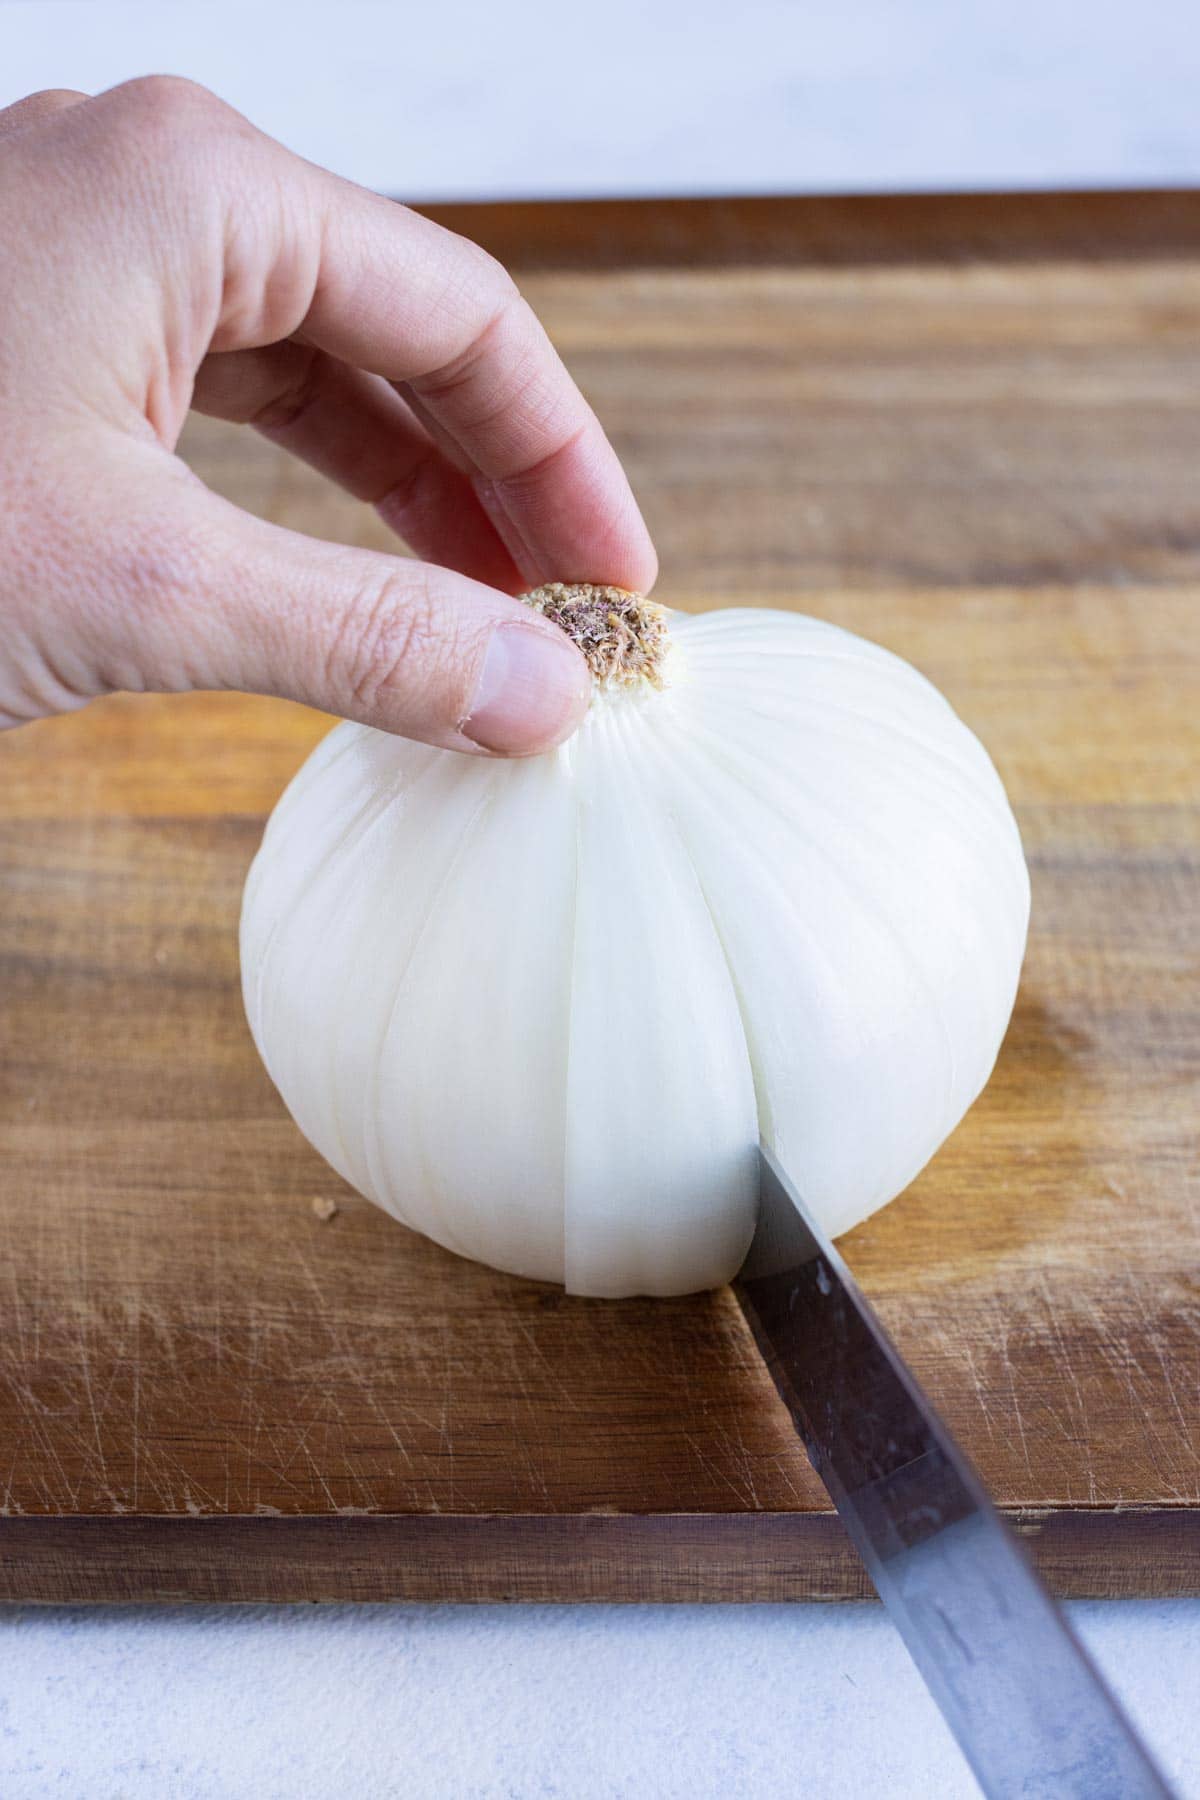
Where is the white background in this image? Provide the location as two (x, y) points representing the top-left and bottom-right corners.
(2, 3), (1198, 1795)
(2, 0), (1200, 199)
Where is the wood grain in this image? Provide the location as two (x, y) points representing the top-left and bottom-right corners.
(1, 192), (1198, 1600)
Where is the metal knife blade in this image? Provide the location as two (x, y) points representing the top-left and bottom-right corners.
(734, 1142), (1172, 1800)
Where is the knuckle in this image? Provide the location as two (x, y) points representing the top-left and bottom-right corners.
(463, 239), (519, 307)
(422, 233), (520, 356)
(10, 87), (86, 115)
(0, 90), (87, 159)
(439, 226), (517, 303)
(102, 76), (250, 181)
(111, 74), (224, 129)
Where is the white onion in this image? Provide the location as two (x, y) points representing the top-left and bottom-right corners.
(241, 597), (1029, 1297)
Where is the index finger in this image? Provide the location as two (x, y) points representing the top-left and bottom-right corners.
(307, 198), (658, 593)
(77, 79), (659, 594)
(188, 116), (657, 595)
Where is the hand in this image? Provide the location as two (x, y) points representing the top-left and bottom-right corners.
(0, 79), (657, 754)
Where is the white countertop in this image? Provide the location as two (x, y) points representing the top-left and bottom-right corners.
(2, 1600), (1197, 1797)
(3, 0), (1200, 200)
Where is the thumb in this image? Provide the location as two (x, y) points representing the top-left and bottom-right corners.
(100, 467), (593, 756)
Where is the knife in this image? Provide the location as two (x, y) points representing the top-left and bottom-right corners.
(734, 1142), (1173, 1800)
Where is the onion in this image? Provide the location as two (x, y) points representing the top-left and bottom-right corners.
(241, 590), (1029, 1296)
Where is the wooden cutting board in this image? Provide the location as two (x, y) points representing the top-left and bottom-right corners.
(1, 193), (1197, 1602)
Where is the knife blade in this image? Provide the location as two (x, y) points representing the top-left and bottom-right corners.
(734, 1142), (1172, 1800)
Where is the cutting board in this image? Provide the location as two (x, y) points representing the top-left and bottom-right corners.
(1, 193), (1197, 1602)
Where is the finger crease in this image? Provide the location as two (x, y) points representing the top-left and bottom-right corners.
(408, 293), (517, 403)
(371, 450), (443, 517)
(482, 419), (591, 494)
(249, 348), (327, 435)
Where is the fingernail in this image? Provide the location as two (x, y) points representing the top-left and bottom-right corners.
(462, 624), (590, 754)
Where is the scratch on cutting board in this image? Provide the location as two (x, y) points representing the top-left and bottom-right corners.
(279, 1236), (445, 1513)
(682, 1428), (763, 1510)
